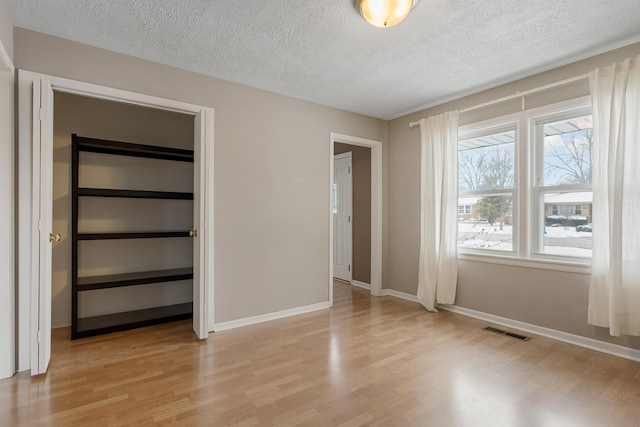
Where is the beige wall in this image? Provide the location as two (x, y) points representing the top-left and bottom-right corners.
(334, 143), (371, 283)
(52, 92), (195, 327)
(0, 0), (12, 61)
(14, 28), (388, 324)
(387, 42), (640, 350)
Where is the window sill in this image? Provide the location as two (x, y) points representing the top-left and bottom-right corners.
(458, 252), (591, 274)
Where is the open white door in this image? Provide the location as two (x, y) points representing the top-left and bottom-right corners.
(32, 78), (54, 374)
(333, 152), (352, 282)
(192, 111), (207, 339)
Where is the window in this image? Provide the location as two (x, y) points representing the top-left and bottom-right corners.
(457, 126), (516, 252)
(457, 98), (592, 263)
(458, 205), (471, 214)
(535, 112), (592, 258)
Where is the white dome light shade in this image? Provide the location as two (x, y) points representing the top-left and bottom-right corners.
(355, 0), (417, 28)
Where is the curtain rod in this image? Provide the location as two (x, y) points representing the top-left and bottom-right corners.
(409, 73), (589, 128)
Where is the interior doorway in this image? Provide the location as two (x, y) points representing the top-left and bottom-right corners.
(329, 133), (382, 304)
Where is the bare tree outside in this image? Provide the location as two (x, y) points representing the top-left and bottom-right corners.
(459, 150), (487, 191)
(482, 147), (514, 189)
(544, 128), (592, 185)
(459, 144), (514, 230)
(459, 144), (514, 191)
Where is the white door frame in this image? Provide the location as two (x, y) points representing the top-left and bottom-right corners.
(0, 39), (14, 379)
(329, 133), (382, 304)
(17, 70), (215, 374)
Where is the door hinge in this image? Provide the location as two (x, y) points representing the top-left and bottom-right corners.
(348, 265), (351, 272)
(39, 108), (43, 121)
(348, 215), (351, 223)
(348, 166), (351, 174)
(37, 331), (41, 343)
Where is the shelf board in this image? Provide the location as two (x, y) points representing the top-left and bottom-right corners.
(77, 231), (192, 240)
(77, 188), (194, 200)
(77, 268), (193, 291)
(74, 303), (192, 338)
(75, 135), (194, 163)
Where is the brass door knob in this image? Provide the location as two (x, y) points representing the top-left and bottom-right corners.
(49, 233), (61, 243)
(189, 230), (198, 238)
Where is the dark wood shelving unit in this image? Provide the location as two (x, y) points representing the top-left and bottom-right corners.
(75, 303), (193, 338)
(77, 231), (192, 240)
(77, 268), (194, 291)
(71, 134), (195, 340)
(77, 188), (193, 200)
(75, 136), (194, 162)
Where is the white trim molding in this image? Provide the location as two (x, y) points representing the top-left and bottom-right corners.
(350, 280), (371, 290)
(213, 301), (331, 332)
(0, 40), (13, 73)
(378, 289), (640, 362)
(380, 288), (420, 303)
(0, 64), (13, 379)
(439, 304), (640, 363)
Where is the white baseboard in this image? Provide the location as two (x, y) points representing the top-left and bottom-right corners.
(439, 304), (640, 363)
(380, 288), (420, 303)
(350, 280), (371, 290)
(213, 301), (331, 332)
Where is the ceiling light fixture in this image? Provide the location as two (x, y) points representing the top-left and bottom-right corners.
(355, 0), (420, 28)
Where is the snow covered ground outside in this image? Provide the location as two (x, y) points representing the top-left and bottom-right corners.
(457, 221), (592, 257)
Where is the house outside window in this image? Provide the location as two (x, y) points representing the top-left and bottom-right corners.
(551, 205), (558, 215)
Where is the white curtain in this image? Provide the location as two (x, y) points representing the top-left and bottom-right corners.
(588, 55), (640, 336)
(417, 112), (459, 311)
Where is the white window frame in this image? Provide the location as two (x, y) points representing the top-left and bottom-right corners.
(457, 96), (592, 273)
(458, 120), (519, 256)
(530, 103), (592, 262)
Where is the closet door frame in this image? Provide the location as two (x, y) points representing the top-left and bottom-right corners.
(17, 70), (214, 375)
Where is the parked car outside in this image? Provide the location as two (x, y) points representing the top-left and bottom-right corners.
(576, 223), (592, 232)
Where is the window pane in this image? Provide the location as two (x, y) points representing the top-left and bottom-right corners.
(543, 115), (592, 186)
(458, 195), (513, 251)
(459, 130), (515, 192)
(542, 191), (592, 257)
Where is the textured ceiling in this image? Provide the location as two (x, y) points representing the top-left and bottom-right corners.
(6, 1), (640, 119)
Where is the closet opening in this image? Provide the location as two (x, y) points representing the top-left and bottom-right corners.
(52, 92), (196, 340)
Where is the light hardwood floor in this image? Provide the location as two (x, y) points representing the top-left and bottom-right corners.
(2, 281), (640, 426)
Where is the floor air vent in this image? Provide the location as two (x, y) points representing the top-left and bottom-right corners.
(483, 326), (531, 341)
